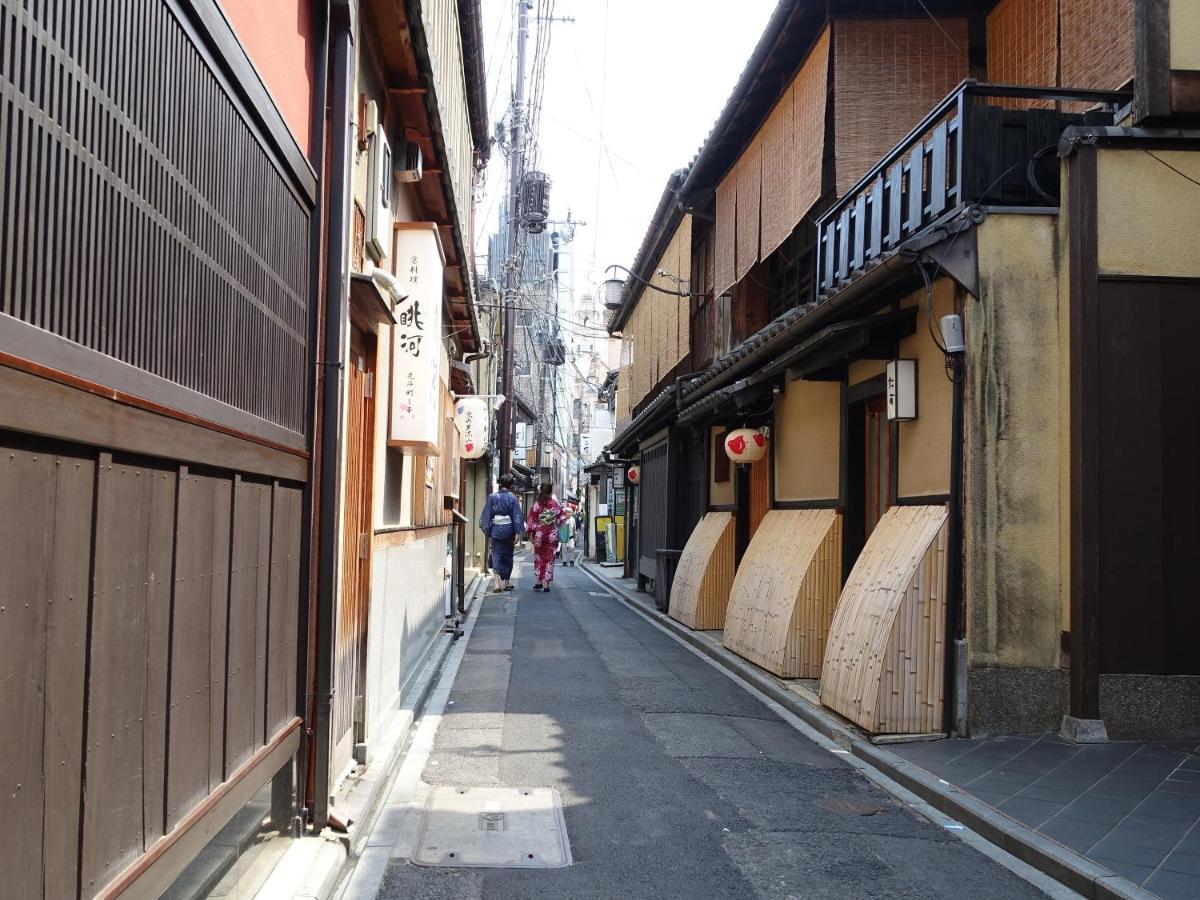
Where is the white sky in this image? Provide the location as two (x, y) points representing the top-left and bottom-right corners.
(475, 0), (778, 295)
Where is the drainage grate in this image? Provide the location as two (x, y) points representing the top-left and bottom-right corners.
(412, 786), (571, 868)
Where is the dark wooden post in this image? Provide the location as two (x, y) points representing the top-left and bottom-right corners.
(1067, 145), (1102, 725)
(734, 463), (751, 566)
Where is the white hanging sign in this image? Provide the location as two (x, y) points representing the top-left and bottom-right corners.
(389, 224), (445, 453)
(886, 359), (917, 421)
(454, 396), (490, 459)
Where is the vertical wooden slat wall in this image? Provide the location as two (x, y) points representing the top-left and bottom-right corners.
(0, 0), (312, 433)
(735, 137), (763, 283)
(819, 505), (948, 735)
(669, 511), (737, 630)
(723, 509), (843, 679)
(715, 174), (738, 298)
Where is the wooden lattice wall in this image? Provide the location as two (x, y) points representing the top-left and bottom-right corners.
(723, 509), (843, 678)
(669, 512), (736, 630)
(820, 505), (948, 734)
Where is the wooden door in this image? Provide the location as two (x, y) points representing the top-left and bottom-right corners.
(864, 396), (893, 538)
(332, 327), (375, 778)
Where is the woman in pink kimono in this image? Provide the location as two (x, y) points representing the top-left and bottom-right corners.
(526, 482), (570, 592)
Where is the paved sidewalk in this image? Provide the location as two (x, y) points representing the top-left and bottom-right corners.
(361, 560), (1050, 899)
(894, 735), (1200, 899)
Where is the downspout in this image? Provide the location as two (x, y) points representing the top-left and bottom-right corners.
(312, 0), (356, 833)
(944, 301), (968, 738)
(297, 0), (331, 831)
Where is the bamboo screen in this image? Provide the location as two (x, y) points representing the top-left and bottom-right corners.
(715, 172), (737, 297)
(833, 19), (969, 195)
(760, 27), (830, 258)
(987, 0), (1056, 102)
(735, 136), (762, 283)
(1061, 0), (1134, 89)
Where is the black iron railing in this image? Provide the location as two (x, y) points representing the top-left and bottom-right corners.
(815, 80), (1131, 297)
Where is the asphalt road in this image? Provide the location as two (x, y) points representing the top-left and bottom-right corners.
(374, 561), (1048, 899)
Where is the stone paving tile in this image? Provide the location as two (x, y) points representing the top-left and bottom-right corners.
(892, 733), (1200, 895)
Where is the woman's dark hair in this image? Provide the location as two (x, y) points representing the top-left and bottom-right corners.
(537, 482), (554, 500)
(499, 473), (515, 490)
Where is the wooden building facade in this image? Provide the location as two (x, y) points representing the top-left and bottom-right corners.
(607, 0), (1200, 740)
(0, 0), (489, 895)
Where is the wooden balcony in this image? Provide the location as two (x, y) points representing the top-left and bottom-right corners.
(816, 80), (1131, 298)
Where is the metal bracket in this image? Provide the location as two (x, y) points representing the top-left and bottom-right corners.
(920, 225), (979, 299)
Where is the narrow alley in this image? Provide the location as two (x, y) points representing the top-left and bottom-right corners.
(342, 556), (1052, 899)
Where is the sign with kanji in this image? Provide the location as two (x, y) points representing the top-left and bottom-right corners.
(389, 223), (445, 453)
(454, 396), (489, 459)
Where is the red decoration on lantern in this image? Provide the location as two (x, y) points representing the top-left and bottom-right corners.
(724, 427), (767, 464)
(626, 464), (640, 484)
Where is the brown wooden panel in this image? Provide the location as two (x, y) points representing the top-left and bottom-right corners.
(167, 470), (233, 830)
(209, 479), (233, 792)
(1096, 279), (1200, 676)
(0, 364), (307, 481)
(225, 477), (273, 776)
(43, 447), (96, 899)
(82, 455), (177, 894)
(0, 441), (56, 897)
(266, 483), (303, 738)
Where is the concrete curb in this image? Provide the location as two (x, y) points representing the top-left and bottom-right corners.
(580, 562), (1152, 900)
(254, 573), (488, 899)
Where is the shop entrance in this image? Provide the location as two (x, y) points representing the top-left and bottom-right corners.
(844, 382), (894, 577)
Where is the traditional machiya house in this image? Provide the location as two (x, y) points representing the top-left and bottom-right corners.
(609, 0), (1200, 741)
(0, 0), (317, 895)
(317, 0), (488, 819)
(0, 0), (487, 895)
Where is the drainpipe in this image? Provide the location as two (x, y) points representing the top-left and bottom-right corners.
(297, 0), (331, 832)
(944, 302), (968, 738)
(312, 0), (356, 833)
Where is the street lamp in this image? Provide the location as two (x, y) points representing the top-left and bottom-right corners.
(600, 264), (692, 311)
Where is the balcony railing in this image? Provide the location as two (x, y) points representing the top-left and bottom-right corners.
(816, 80), (1131, 297)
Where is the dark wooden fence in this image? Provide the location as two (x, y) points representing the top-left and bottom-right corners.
(0, 0), (315, 896)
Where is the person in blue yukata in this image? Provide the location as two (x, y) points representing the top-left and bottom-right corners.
(479, 473), (524, 593)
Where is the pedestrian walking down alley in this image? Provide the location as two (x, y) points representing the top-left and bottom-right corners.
(338, 557), (1056, 899)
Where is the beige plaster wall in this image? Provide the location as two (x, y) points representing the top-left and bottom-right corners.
(897, 280), (954, 498)
(1171, 0), (1200, 69)
(847, 358), (886, 385)
(773, 379), (841, 502)
(709, 426), (734, 507)
(1097, 149), (1200, 278)
(965, 214), (1064, 670)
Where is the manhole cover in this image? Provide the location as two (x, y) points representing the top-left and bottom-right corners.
(816, 796), (889, 816)
(412, 786), (572, 868)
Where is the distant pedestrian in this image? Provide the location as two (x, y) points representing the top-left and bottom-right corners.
(558, 514), (577, 565)
(479, 473), (524, 592)
(526, 482), (570, 591)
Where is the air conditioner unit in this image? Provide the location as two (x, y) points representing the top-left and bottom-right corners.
(395, 140), (423, 183)
(366, 128), (392, 262)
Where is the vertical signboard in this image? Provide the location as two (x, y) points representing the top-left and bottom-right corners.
(389, 224), (445, 453)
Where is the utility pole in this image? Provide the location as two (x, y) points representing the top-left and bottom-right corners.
(497, 0), (531, 477)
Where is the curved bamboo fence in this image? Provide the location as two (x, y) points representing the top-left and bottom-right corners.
(820, 505), (948, 734)
(723, 509), (843, 678)
(669, 511), (736, 630)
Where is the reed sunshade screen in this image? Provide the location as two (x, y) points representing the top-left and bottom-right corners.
(833, 18), (969, 195)
(714, 27), (831, 296)
(761, 27), (830, 258)
(987, 0), (1133, 97)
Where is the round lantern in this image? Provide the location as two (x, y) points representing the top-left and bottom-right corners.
(626, 464), (640, 484)
(454, 397), (490, 460)
(724, 427), (767, 464)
